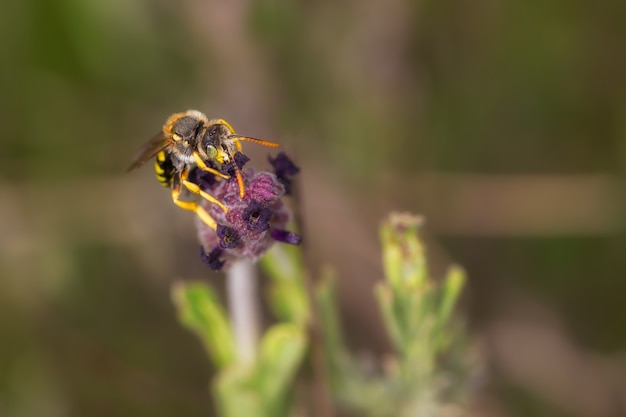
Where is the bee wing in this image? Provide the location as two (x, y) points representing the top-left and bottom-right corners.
(126, 133), (171, 172)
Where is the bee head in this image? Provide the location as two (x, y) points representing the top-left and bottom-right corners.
(201, 122), (237, 164)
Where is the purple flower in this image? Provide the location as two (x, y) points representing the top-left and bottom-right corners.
(221, 152), (250, 176)
(196, 161), (301, 271)
(189, 152), (250, 189)
(216, 225), (240, 249)
(199, 247), (225, 271)
(269, 152), (300, 194)
(269, 152), (300, 177)
(242, 200), (273, 232)
(270, 229), (303, 245)
(188, 166), (218, 190)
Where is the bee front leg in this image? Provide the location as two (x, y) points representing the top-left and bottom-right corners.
(182, 180), (228, 213)
(171, 180), (219, 230)
(172, 170), (223, 230)
(178, 168), (228, 212)
(192, 152), (230, 179)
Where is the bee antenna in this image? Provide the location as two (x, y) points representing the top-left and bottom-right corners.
(228, 135), (280, 148)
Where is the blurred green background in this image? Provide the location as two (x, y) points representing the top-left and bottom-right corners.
(1, 0), (625, 416)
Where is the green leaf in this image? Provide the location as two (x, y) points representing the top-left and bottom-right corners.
(433, 266), (466, 352)
(316, 270), (350, 377)
(172, 281), (235, 370)
(438, 266), (465, 326)
(375, 283), (406, 354)
(260, 241), (304, 283)
(211, 324), (307, 417)
(214, 366), (262, 417)
(260, 244), (310, 324)
(256, 323), (307, 414)
(267, 279), (309, 324)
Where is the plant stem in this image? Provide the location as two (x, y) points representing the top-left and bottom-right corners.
(292, 177), (336, 417)
(227, 259), (259, 365)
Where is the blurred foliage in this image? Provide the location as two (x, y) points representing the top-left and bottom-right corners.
(317, 213), (472, 416)
(172, 213), (472, 417)
(1, 0), (626, 416)
(0, 0), (208, 181)
(173, 281), (306, 417)
(172, 240), (311, 417)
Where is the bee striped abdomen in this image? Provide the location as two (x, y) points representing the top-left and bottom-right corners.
(154, 151), (175, 187)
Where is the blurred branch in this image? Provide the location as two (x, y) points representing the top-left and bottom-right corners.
(0, 174), (622, 254)
(377, 173), (623, 236)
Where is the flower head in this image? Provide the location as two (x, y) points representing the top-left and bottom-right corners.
(195, 154), (301, 270)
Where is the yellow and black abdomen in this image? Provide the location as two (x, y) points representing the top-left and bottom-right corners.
(154, 151), (175, 188)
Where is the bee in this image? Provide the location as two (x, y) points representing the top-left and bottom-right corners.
(127, 110), (279, 229)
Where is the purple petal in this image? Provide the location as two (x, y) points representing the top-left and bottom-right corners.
(242, 200), (273, 232)
(269, 152), (300, 177)
(188, 167), (218, 191)
(221, 152), (250, 176)
(268, 153), (299, 195)
(216, 225), (240, 249)
(234, 152), (250, 169)
(270, 229), (302, 245)
(199, 247), (225, 270)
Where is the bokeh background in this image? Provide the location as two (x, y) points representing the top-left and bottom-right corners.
(1, 0), (626, 416)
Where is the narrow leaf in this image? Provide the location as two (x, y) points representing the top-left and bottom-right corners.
(256, 323), (307, 415)
(438, 266), (466, 327)
(172, 281), (235, 369)
(214, 366), (262, 417)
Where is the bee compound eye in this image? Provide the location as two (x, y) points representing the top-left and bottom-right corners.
(206, 145), (218, 159)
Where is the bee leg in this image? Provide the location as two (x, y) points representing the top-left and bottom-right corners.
(182, 180), (228, 213)
(171, 185), (218, 230)
(192, 152), (230, 179)
(179, 168), (228, 212)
